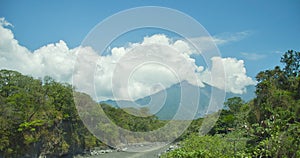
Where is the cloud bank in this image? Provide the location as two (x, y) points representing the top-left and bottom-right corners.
(0, 18), (255, 101)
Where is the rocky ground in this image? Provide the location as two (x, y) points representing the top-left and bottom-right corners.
(74, 142), (179, 158)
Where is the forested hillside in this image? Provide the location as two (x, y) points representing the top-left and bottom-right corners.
(0, 68), (204, 157)
(0, 70), (103, 157)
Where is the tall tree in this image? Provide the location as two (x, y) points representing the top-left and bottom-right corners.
(281, 50), (300, 77)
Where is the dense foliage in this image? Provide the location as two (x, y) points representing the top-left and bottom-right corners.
(162, 50), (300, 157)
(0, 70), (170, 157)
(0, 70), (107, 157)
(101, 104), (165, 132)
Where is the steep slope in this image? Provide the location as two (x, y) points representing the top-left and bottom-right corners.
(101, 81), (255, 120)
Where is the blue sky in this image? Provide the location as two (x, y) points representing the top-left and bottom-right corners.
(0, 0), (299, 99)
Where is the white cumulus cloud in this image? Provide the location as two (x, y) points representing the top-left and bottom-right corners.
(200, 57), (256, 94)
(75, 34), (204, 100)
(0, 18), (255, 101)
(0, 19), (77, 83)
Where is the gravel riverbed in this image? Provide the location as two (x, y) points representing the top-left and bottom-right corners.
(75, 142), (177, 158)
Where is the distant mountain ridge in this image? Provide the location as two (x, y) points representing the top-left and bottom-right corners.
(101, 81), (255, 120)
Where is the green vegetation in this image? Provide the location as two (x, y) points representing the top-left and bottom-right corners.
(0, 70), (174, 157)
(1, 50), (299, 157)
(161, 134), (248, 158)
(162, 50), (300, 157)
(0, 70), (106, 157)
(101, 104), (166, 132)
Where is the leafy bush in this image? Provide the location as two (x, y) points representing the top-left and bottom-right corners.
(161, 134), (248, 158)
